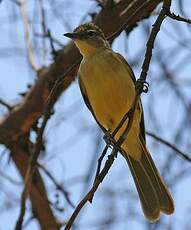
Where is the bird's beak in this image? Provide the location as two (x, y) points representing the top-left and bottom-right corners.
(64, 32), (80, 40)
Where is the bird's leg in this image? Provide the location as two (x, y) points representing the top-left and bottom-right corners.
(103, 130), (122, 158)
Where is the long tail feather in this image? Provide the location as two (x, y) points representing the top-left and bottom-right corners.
(139, 136), (174, 214)
(123, 137), (174, 222)
(125, 153), (160, 222)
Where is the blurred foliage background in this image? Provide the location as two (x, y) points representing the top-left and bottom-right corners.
(0, 0), (191, 229)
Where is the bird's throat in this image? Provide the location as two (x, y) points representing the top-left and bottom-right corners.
(74, 40), (100, 56)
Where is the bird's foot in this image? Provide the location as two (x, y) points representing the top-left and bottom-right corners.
(103, 131), (117, 148)
(135, 78), (149, 93)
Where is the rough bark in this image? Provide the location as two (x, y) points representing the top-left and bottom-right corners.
(10, 139), (59, 229)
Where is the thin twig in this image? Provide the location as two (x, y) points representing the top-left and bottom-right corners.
(35, 32), (64, 48)
(9, 0), (20, 5)
(0, 170), (22, 186)
(38, 164), (75, 208)
(0, 99), (12, 111)
(39, 0), (48, 63)
(47, 29), (58, 59)
(93, 146), (108, 185)
(108, 0), (161, 40)
(19, 0), (38, 71)
(167, 11), (191, 24)
(146, 131), (191, 162)
(64, 148), (118, 230)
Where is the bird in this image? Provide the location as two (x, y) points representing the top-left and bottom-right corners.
(64, 23), (174, 222)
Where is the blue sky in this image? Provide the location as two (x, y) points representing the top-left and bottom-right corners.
(0, 1), (191, 229)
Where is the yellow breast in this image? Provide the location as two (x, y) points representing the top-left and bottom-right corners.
(79, 49), (136, 130)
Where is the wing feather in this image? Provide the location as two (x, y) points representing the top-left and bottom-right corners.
(116, 53), (146, 142)
(78, 76), (107, 132)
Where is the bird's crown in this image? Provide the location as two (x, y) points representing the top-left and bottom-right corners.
(74, 23), (105, 39)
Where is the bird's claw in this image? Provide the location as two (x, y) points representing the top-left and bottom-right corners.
(136, 78), (149, 93)
(103, 131), (116, 148)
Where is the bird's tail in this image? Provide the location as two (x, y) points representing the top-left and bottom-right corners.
(122, 136), (174, 222)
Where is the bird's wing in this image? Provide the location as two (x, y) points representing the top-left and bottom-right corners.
(78, 76), (107, 133)
(116, 53), (146, 142)
(116, 53), (136, 83)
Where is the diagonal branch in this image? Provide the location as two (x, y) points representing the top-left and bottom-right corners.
(167, 11), (191, 24)
(38, 163), (75, 208)
(0, 98), (12, 111)
(146, 131), (191, 163)
(10, 141), (59, 230)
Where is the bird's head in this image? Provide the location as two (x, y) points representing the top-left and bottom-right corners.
(64, 23), (109, 56)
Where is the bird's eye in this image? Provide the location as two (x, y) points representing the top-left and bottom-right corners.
(87, 30), (95, 36)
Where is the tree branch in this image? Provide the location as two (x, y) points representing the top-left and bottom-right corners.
(146, 131), (191, 163)
(167, 11), (191, 24)
(0, 99), (12, 111)
(19, 0), (38, 71)
(38, 163), (75, 208)
(10, 141), (59, 230)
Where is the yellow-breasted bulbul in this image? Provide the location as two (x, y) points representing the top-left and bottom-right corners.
(64, 23), (174, 222)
